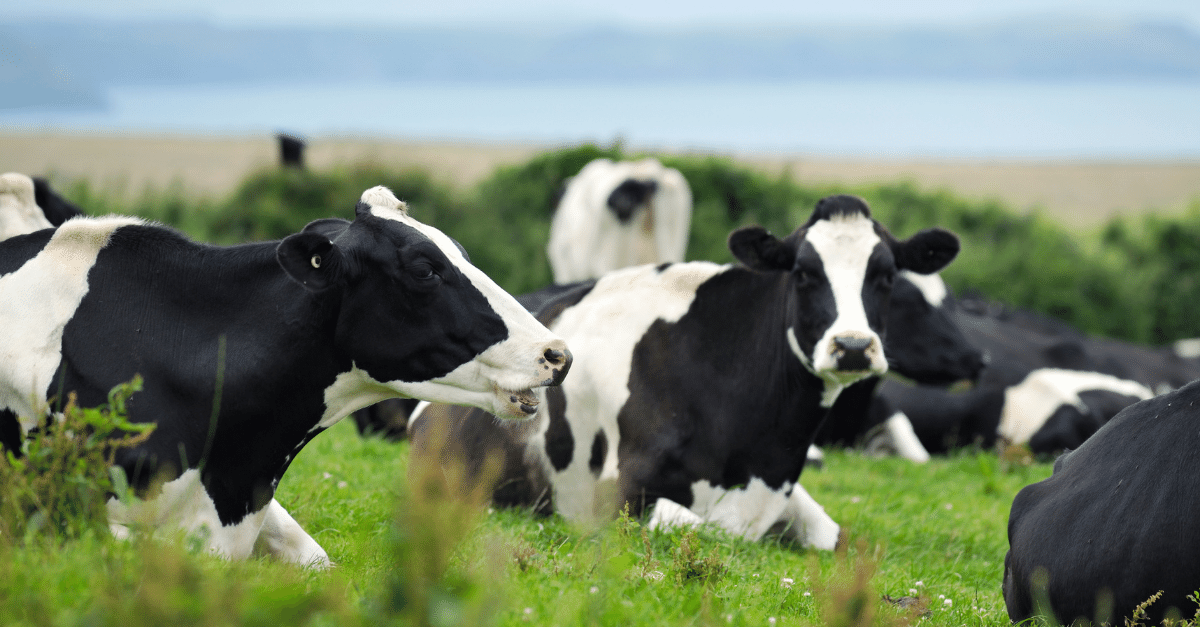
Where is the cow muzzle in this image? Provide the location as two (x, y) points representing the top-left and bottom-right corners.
(498, 340), (573, 417)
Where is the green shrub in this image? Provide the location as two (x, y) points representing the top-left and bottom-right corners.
(0, 377), (153, 545)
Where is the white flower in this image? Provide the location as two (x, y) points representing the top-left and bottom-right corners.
(938, 594), (945, 600)
(322, 472), (332, 479)
(850, 496), (862, 504)
(944, 503), (953, 510)
(524, 607), (533, 615)
(909, 588), (918, 595)
(590, 586), (599, 594)
(337, 480), (347, 488)
(781, 577), (795, 588)
(769, 618), (777, 625)
(943, 598), (953, 608)
(803, 592), (812, 597)
(915, 580), (924, 587)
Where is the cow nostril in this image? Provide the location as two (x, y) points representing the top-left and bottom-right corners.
(834, 337), (873, 353)
(544, 349), (566, 365)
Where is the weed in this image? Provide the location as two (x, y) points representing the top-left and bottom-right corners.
(0, 377), (153, 544)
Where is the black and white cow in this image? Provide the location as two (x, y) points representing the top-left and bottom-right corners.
(875, 284), (1193, 455)
(0, 186), (571, 567)
(1004, 380), (1200, 624)
(411, 195), (960, 547)
(546, 157), (692, 284)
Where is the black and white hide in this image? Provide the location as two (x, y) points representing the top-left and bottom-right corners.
(411, 195), (961, 548)
(0, 186), (571, 567)
(546, 157), (692, 284)
(1004, 380), (1200, 624)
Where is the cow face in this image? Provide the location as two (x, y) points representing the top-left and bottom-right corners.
(277, 186), (571, 420)
(884, 271), (984, 385)
(729, 195), (959, 404)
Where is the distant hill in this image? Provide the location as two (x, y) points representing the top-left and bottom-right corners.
(3, 16), (1199, 109)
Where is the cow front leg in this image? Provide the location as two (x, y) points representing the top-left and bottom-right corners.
(253, 499), (332, 569)
(776, 485), (843, 550)
(647, 497), (705, 532)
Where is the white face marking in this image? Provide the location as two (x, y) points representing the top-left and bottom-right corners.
(802, 213), (888, 378)
(998, 368), (1153, 445)
(0, 172), (53, 240)
(900, 269), (948, 308)
(546, 158), (692, 283)
(0, 215), (143, 428)
(526, 262), (725, 521)
(343, 187), (569, 419)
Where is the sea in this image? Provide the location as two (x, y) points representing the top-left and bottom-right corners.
(2, 79), (1199, 159)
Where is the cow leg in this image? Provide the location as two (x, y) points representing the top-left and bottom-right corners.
(863, 411), (931, 463)
(106, 468), (268, 561)
(776, 485), (842, 550)
(647, 497), (705, 532)
(253, 499), (332, 569)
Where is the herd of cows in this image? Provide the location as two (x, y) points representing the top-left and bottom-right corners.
(2, 159), (1200, 623)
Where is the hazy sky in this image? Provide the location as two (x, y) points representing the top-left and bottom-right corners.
(8, 0), (1200, 28)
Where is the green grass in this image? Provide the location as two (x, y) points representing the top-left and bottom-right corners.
(2, 418), (1056, 626)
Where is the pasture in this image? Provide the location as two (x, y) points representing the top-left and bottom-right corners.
(4, 144), (1200, 625)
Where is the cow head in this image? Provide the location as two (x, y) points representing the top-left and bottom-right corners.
(884, 271), (984, 386)
(277, 186), (572, 420)
(728, 194), (959, 405)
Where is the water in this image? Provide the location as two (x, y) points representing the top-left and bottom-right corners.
(2, 80), (1198, 159)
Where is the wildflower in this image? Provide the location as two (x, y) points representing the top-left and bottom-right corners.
(944, 598), (953, 608)
(781, 577), (795, 588)
(590, 586), (599, 594)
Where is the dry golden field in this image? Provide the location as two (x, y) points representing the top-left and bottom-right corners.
(3, 130), (1199, 230)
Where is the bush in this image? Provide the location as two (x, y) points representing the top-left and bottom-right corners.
(0, 377), (153, 545)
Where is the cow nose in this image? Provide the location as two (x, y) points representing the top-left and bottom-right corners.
(540, 342), (573, 386)
(833, 335), (875, 371)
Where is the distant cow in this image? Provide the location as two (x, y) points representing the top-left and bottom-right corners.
(0, 186), (571, 567)
(1004, 381), (1200, 624)
(546, 157), (692, 284)
(412, 195), (960, 548)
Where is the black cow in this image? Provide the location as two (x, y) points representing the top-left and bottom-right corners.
(411, 195), (960, 548)
(0, 186), (571, 567)
(1004, 380), (1200, 624)
(877, 287), (1193, 455)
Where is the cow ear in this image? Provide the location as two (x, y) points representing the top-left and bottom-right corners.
(729, 226), (795, 271)
(895, 228), (960, 274)
(277, 232), (344, 292)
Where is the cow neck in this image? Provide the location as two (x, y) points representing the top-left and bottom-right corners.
(677, 266), (829, 452)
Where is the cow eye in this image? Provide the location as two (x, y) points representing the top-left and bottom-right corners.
(409, 262), (438, 281)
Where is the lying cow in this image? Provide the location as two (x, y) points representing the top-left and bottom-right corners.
(411, 195), (960, 547)
(546, 157), (692, 284)
(873, 279), (1198, 455)
(0, 186), (571, 567)
(1004, 380), (1200, 624)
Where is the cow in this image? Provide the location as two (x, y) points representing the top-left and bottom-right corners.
(0, 172), (54, 240)
(1003, 380), (1200, 624)
(410, 194), (961, 548)
(0, 186), (571, 567)
(546, 157), (692, 284)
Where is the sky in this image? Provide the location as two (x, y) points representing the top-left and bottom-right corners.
(7, 0), (1200, 29)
